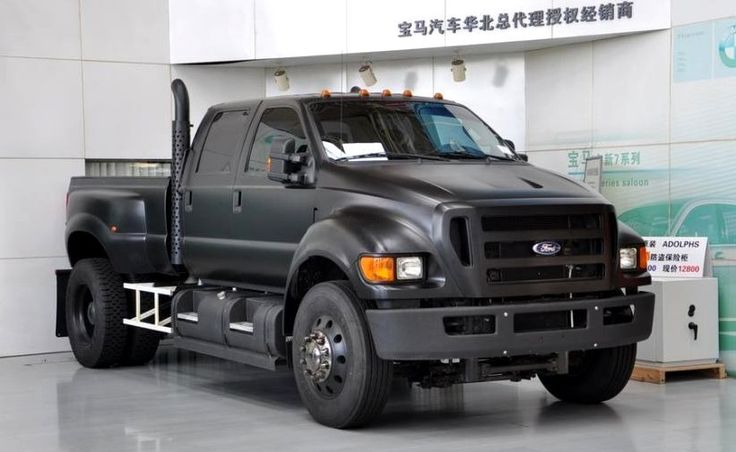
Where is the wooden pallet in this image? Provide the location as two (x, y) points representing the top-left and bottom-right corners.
(631, 361), (727, 384)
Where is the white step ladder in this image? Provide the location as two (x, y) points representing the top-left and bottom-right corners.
(123, 283), (176, 334)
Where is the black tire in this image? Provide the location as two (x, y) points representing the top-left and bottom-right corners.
(66, 258), (128, 368)
(539, 344), (637, 404)
(292, 281), (392, 428)
(121, 327), (162, 366)
(118, 286), (162, 366)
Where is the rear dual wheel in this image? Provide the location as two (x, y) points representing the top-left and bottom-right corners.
(66, 258), (161, 368)
(292, 281), (392, 428)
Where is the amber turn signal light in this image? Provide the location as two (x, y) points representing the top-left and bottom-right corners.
(639, 245), (649, 270)
(359, 256), (395, 283)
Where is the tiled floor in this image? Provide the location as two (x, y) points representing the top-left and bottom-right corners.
(1, 347), (734, 451)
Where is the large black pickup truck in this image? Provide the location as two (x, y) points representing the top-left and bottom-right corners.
(58, 80), (654, 428)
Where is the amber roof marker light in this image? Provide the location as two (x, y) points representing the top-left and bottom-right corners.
(358, 88), (370, 97)
(402, 89), (413, 97)
(320, 89), (331, 98)
(433, 92), (444, 100)
(381, 89), (392, 97)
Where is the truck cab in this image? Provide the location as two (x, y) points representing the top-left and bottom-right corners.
(61, 82), (654, 428)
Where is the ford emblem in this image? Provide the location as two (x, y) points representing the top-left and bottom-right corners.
(532, 241), (562, 256)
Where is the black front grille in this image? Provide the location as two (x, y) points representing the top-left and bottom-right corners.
(481, 214), (601, 232)
(485, 238), (603, 259)
(487, 264), (605, 283)
(478, 208), (611, 296)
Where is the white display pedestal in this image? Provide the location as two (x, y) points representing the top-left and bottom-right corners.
(637, 277), (719, 365)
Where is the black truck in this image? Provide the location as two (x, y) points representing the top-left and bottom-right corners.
(58, 80), (654, 428)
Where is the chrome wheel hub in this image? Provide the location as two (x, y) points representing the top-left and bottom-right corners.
(86, 301), (96, 326)
(301, 330), (332, 383)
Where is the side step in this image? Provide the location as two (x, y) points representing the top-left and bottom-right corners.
(175, 311), (254, 334)
(230, 321), (254, 333)
(176, 311), (199, 323)
(173, 336), (279, 370)
(171, 289), (285, 369)
(123, 282), (176, 334)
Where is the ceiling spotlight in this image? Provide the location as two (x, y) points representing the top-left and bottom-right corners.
(359, 63), (377, 87)
(273, 68), (289, 92)
(451, 58), (466, 83)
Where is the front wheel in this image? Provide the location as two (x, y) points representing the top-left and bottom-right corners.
(539, 344), (637, 404)
(292, 281), (392, 428)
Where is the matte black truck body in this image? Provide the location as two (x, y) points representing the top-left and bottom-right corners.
(62, 82), (654, 427)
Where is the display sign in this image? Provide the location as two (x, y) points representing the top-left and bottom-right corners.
(643, 237), (708, 278)
(583, 155), (603, 192)
(398, 2), (634, 37)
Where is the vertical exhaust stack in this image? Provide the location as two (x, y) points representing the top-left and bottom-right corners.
(170, 79), (190, 267)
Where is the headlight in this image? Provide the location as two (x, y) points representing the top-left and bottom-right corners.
(397, 256), (423, 280)
(619, 247), (638, 270)
(359, 255), (424, 283)
(619, 246), (648, 271)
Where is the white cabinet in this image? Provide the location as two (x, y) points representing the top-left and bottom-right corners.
(637, 277), (719, 364)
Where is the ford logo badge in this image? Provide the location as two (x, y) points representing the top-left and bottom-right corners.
(532, 241), (562, 256)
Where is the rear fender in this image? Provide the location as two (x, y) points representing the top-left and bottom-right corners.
(65, 212), (154, 274)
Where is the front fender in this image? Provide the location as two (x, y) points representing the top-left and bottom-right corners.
(287, 207), (462, 301)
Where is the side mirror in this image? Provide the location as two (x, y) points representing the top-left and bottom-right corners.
(267, 137), (311, 185)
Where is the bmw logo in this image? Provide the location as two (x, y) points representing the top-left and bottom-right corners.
(532, 241), (562, 256)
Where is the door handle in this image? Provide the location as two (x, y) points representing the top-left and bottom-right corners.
(184, 190), (193, 212)
(233, 190), (243, 213)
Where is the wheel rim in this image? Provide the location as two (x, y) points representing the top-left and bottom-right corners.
(75, 286), (95, 339)
(299, 315), (348, 398)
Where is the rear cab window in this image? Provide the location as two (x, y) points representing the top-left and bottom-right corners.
(197, 110), (250, 174)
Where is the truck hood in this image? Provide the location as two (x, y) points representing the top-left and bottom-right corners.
(322, 161), (605, 205)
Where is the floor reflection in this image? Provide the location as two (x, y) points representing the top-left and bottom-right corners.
(0, 346), (722, 451)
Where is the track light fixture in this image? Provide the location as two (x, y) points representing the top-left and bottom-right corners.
(451, 58), (466, 83)
(273, 68), (290, 92)
(358, 62), (377, 87)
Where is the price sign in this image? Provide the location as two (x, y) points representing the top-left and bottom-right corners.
(643, 237), (708, 278)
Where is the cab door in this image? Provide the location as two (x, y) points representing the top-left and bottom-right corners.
(182, 109), (252, 282)
(230, 106), (316, 289)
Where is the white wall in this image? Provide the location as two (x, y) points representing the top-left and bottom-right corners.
(0, 0), (260, 357)
(169, 0), (671, 63)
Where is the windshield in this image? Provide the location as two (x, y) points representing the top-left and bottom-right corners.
(308, 100), (515, 162)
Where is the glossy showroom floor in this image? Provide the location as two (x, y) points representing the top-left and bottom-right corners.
(1, 347), (734, 452)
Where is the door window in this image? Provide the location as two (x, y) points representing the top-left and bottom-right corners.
(247, 108), (308, 175)
(197, 110), (249, 174)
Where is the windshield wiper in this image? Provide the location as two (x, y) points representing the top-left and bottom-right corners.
(435, 151), (517, 162)
(484, 154), (516, 161)
(436, 151), (488, 160)
(335, 152), (449, 162)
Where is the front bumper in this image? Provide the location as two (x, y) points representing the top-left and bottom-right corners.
(365, 292), (654, 360)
